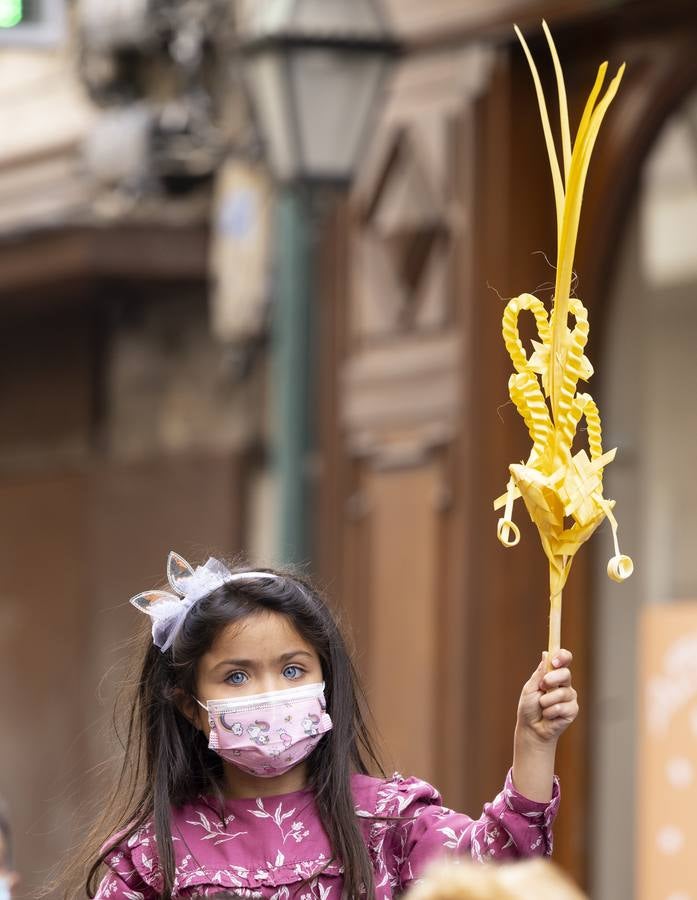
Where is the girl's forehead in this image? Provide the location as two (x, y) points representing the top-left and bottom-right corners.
(208, 610), (315, 660)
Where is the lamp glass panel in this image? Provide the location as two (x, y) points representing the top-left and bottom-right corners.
(289, 49), (385, 180)
(246, 53), (297, 182)
(291, 0), (387, 35)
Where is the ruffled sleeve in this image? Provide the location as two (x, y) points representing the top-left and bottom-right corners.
(375, 769), (559, 889)
(94, 837), (158, 899)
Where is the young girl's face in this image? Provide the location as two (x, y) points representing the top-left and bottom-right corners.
(193, 610), (323, 738)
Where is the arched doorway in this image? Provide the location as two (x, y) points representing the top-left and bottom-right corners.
(316, 7), (697, 888)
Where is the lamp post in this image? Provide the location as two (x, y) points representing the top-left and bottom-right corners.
(238, 0), (398, 565)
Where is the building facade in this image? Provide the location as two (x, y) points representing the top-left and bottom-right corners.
(1, 2), (697, 898)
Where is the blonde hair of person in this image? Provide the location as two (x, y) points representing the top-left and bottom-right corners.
(404, 859), (587, 900)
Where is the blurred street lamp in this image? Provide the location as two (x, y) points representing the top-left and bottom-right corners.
(236, 0), (398, 564)
(239, 0), (398, 185)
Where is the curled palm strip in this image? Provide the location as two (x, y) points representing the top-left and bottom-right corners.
(494, 22), (633, 668)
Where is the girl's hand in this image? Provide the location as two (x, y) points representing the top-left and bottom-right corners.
(516, 648), (578, 744)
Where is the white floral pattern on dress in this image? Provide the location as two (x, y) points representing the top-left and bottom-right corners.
(95, 769), (560, 898)
(185, 811), (248, 845)
(246, 798), (310, 844)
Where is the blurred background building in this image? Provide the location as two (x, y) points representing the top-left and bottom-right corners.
(0, 1), (696, 899)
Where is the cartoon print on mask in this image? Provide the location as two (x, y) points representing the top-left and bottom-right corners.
(302, 714), (320, 737)
(220, 713), (245, 735)
(247, 720), (271, 745)
(202, 683), (333, 778)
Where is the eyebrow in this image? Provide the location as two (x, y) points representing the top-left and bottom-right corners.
(212, 650), (314, 670)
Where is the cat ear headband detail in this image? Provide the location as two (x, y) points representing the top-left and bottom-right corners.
(130, 551), (281, 653)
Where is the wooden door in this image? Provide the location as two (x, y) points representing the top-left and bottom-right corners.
(0, 454), (245, 898)
(0, 471), (89, 895)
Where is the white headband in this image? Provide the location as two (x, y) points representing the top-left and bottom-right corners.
(129, 551), (281, 652)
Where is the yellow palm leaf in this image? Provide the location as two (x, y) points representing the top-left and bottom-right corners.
(494, 23), (633, 666)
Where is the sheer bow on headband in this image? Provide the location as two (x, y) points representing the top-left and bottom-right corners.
(130, 551), (281, 652)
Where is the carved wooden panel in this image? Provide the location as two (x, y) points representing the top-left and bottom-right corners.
(361, 462), (442, 779)
(383, 0), (530, 39)
(382, 0), (637, 46)
(318, 45), (494, 803)
(343, 47), (492, 467)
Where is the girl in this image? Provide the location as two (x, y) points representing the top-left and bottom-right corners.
(78, 552), (577, 899)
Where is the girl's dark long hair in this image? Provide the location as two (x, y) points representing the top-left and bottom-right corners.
(68, 567), (382, 898)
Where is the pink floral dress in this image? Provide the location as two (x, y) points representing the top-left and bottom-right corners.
(96, 769), (560, 898)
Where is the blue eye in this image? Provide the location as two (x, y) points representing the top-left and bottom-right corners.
(226, 671), (248, 686)
(283, 665), (303, 680)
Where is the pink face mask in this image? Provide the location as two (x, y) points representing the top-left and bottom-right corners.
(197, 682), (333, 777)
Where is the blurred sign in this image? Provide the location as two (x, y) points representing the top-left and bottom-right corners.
(0, 0), (63, 43)
(0, 0), (29, 28)
(637, 602), (697, 899)
(209, 158), (273, 344)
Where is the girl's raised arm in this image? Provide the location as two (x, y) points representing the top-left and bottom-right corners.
(512, 649), (578, 802)
(376, 767), (559, 891)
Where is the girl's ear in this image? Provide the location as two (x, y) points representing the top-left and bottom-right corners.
(175, 689), (205, 731)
